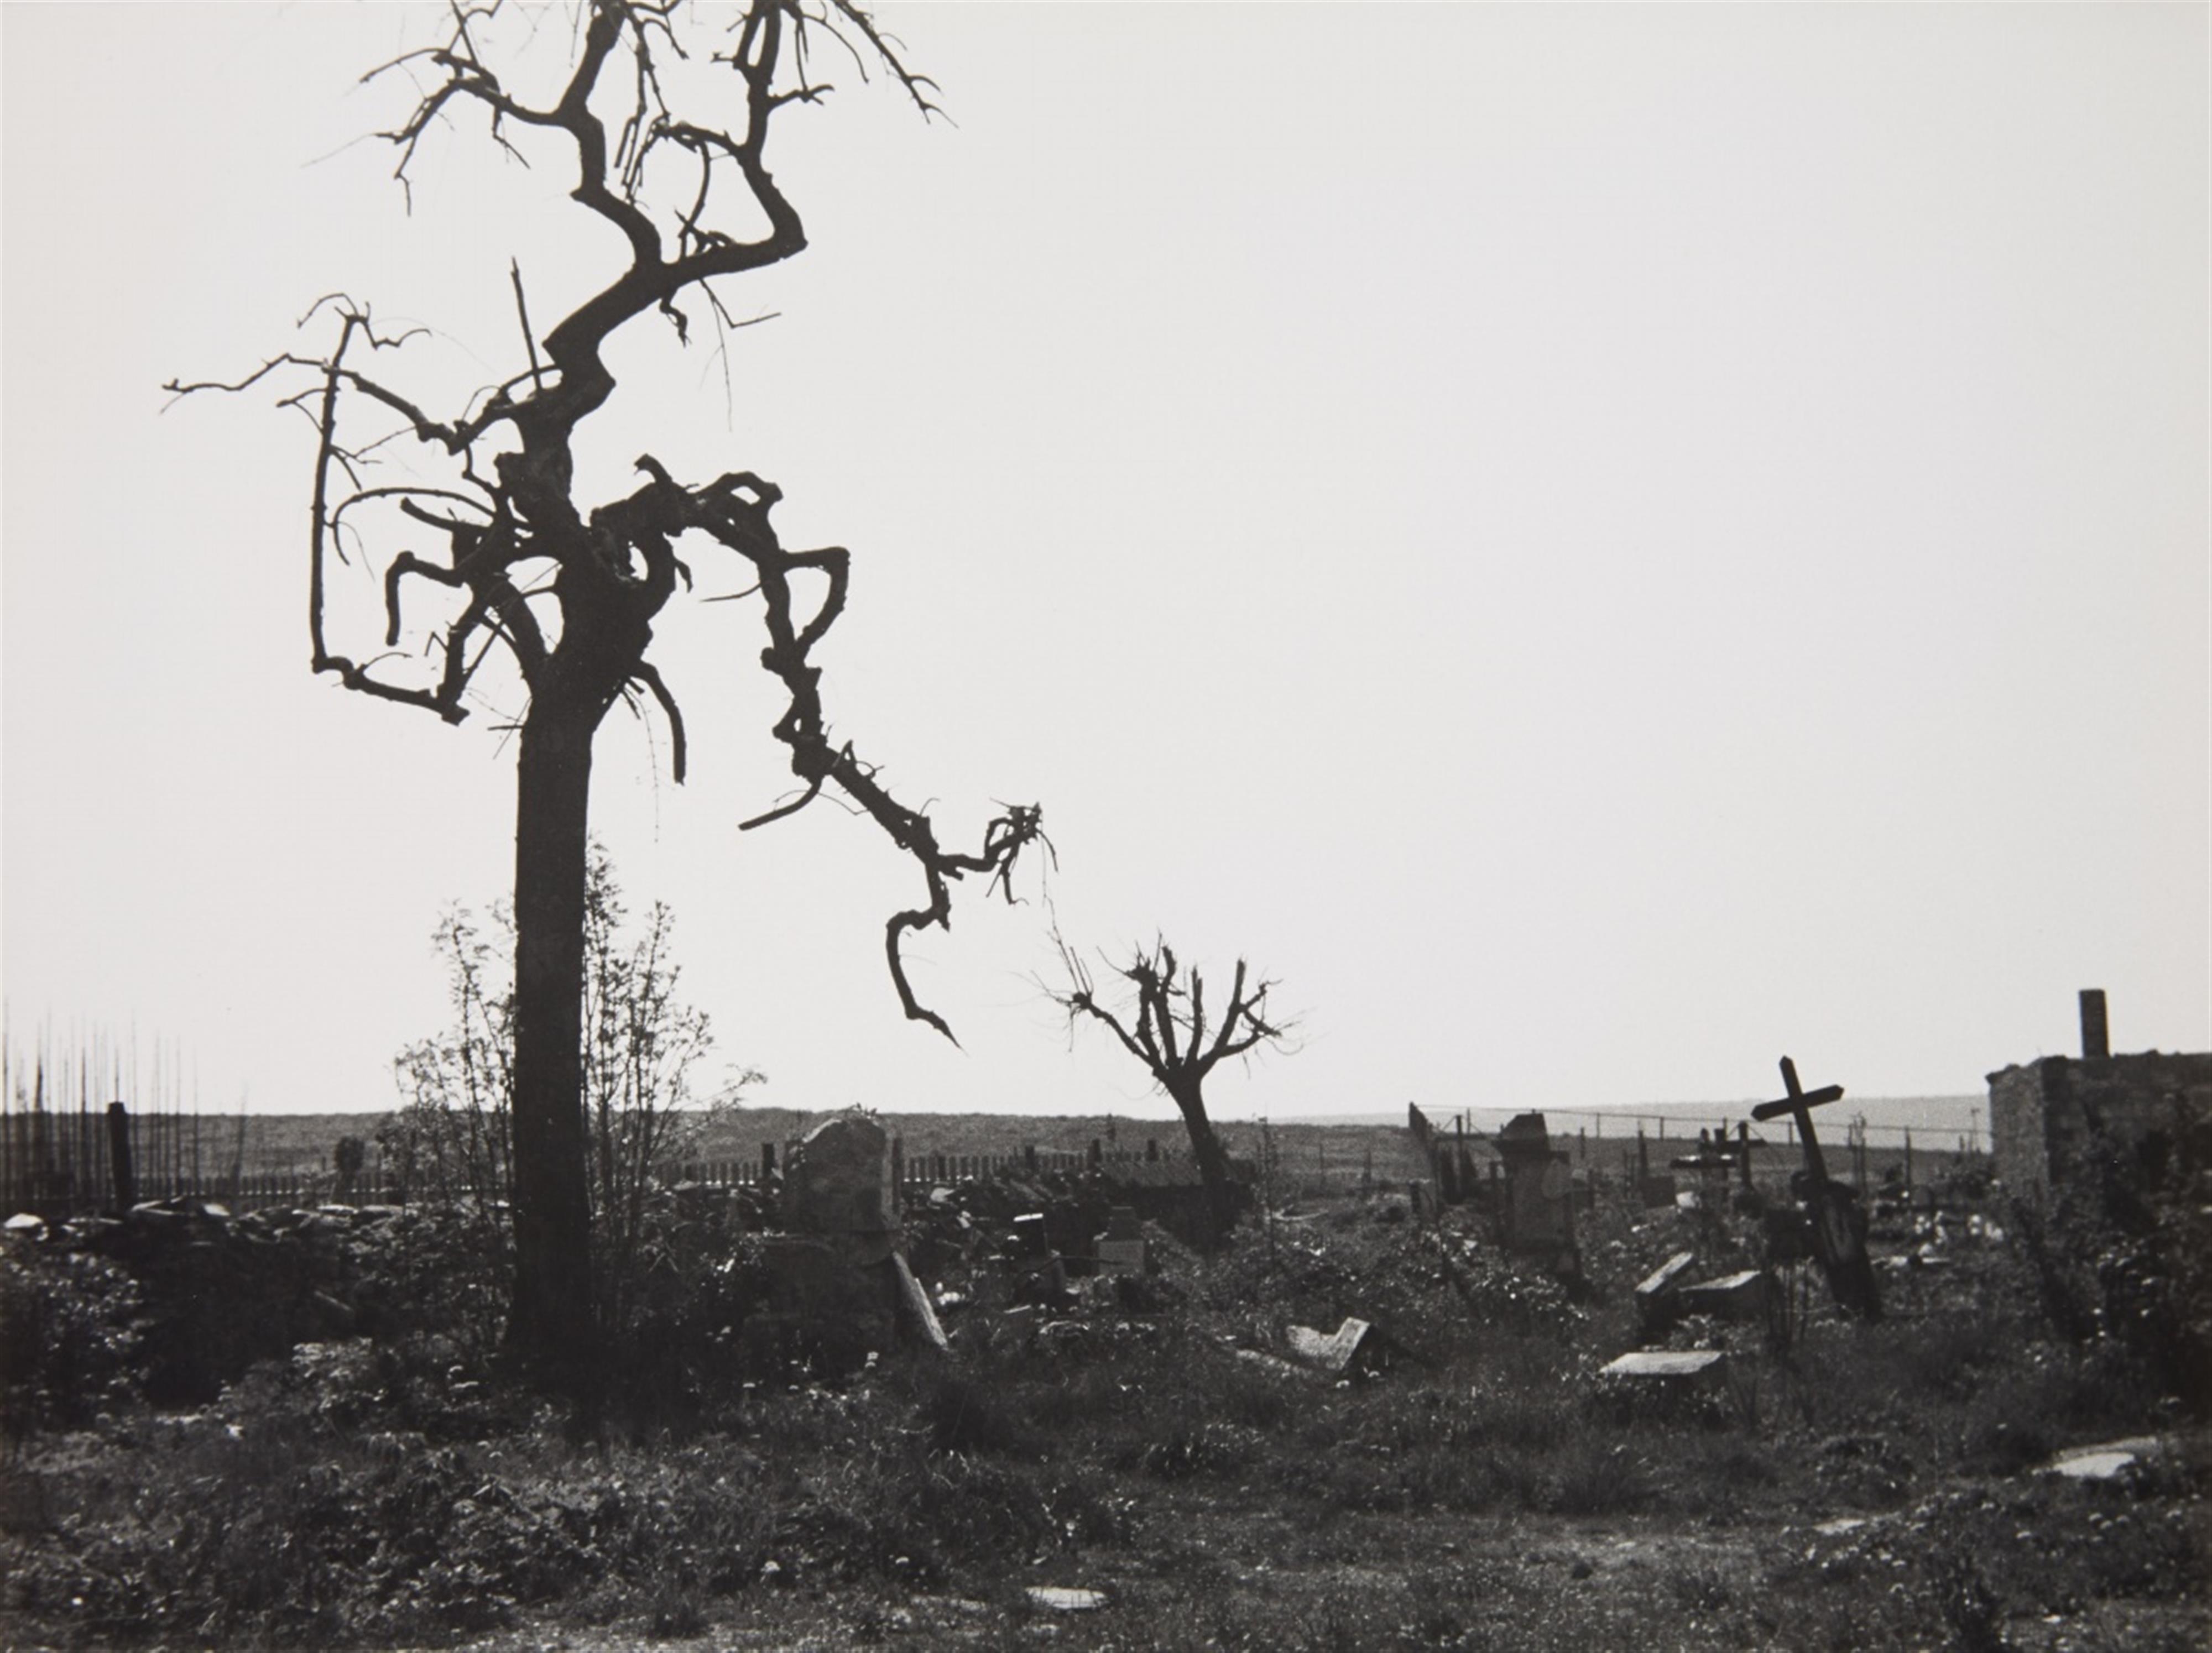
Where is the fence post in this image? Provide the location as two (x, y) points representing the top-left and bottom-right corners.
(106, 1102), (137, 1211)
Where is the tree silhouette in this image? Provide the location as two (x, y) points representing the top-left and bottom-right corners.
(1048, 935), (1290, 1249)
(170, 0), (1045, 1367)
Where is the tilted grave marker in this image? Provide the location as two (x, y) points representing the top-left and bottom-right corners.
(1634, 1249), (1697, 1340)
(1750, 1056), (1882, 1320)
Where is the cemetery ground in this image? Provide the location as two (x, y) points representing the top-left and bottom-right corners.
(2, 1138), (2206, 1651)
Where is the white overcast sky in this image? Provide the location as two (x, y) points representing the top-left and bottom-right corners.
(3, 2), (2206, 1127)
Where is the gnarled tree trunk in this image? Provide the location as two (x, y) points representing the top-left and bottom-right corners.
(1166, 1077), (1238, 1251)
(177, 1), (1047, 1382)
(507, 695), (603, 1361)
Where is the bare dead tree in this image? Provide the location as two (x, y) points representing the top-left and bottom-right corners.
(1048, 935), (1291, 1250)
(169, 0), (1045, 1368)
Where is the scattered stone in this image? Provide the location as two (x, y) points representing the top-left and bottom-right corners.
(1026, 1587), (1107, 1613)
(2044, 1436), (2166, 1481)
(1287, 1316), (1376, 1375)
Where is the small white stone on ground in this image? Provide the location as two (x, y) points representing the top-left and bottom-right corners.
(1026, 1586), (1107, 1612)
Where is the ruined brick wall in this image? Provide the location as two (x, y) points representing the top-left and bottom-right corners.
(1988, 1052), (2212, 1205)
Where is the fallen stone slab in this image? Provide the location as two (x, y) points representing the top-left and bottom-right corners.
(1287, 1316), (1375, 1375)
(1600, 1349), (1728, 1383)
(1633, 1251), (1696, 1338)
(1234, 1347), (1311, 1380)
(890, 1253), (949, 1353)
(1635, 1251), (1696, 1298)
(1677, 1269), (1772, 1323)
(1027, 1587), (1108, 1612)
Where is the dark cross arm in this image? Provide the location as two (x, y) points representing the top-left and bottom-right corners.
(1751, 1055), (1843, 1185)
(1751, 1085), (1843, 1122)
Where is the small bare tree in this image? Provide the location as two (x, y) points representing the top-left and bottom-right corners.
(390, 851), (759, 1332)
(168, 0), (1045, 1365)
(1049, 936), (1291, 1249)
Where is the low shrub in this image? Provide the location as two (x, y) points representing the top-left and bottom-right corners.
(0, 1246), (143, 1436)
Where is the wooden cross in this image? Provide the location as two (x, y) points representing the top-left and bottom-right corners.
(1750, 1055), (1881, 1321)
(1750, 1056), (1844, 1184)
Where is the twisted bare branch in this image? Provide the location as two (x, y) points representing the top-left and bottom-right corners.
(173, 0), (1037, 1039)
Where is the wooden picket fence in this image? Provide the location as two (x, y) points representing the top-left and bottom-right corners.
(0, 1107), (1187, 1221)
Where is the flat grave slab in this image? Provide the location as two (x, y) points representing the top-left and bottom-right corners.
(1600, 1349), (1728, 1380)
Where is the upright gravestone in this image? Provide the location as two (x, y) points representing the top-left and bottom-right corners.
(1494, 1112), (1578, 1273)
(1095, 1205), (1146, 1275)
(782, 1110), (899, 1260)
(747, 1110), (921, 1370)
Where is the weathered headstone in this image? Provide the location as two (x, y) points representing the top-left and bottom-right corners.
(1494, 1112), (1577, 1270)
(1005, 1210), (1069, 1304)
(1010, 1212), (1050, 1257)
(745, 1109), (924, 1371)
(1094, 1205), (1146, 1275)
(782, 1110), (899, 1258)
